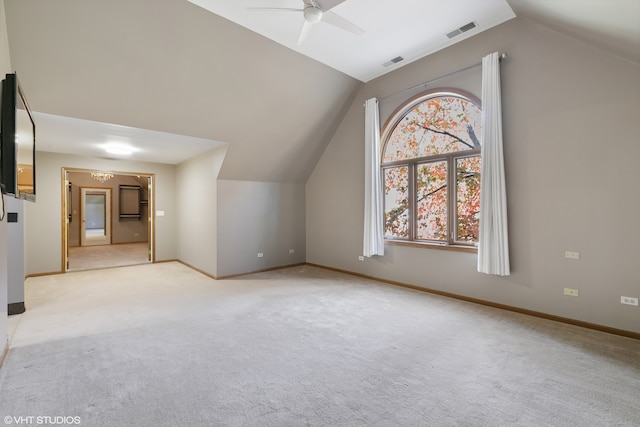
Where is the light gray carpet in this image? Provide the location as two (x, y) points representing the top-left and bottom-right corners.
(1, 263), (639, 426)
(68, 242), (149, 271)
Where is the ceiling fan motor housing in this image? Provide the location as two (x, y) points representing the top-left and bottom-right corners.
(304, 6), (323, 23)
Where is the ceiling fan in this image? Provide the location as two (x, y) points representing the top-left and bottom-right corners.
(248, 0), (365, 45)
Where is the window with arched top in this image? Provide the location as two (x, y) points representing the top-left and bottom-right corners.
(381, 89), (482, 247)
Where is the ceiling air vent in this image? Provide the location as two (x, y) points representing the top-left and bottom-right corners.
(382, 56), (404, 67)
(446, 21), (477, 39)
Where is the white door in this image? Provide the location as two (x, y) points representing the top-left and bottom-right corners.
(80, 188), (111, 246)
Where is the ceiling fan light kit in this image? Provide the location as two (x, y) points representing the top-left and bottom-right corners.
(303, 6), (323, 23)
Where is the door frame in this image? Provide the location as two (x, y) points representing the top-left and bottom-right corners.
(80, 187), (112, 247)
(61, 167), (156, 272)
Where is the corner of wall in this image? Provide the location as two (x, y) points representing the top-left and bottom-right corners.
(176, 145), (228, 278)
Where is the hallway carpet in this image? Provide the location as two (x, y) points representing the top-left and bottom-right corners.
(1, 263), (639, 426)
(68, 242), (149, 271)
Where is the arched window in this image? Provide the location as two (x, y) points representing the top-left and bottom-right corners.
(381, 89), (482, 247)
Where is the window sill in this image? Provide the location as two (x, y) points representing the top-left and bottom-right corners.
(385, 239), (478, 254)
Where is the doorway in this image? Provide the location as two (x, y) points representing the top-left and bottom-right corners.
(62, 168), (155, 272)
(80, 188), (111, 246)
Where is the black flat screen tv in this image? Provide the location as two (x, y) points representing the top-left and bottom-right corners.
(1, 72), (36, 202)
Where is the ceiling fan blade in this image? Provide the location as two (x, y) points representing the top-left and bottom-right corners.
(315, 0), (347, 11)
(246, 7), (302, 12)
(298, 20), (313, 45)
(322, 11), (365, 36)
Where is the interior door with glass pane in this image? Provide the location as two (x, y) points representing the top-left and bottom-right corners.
(80, 188), (111, 246)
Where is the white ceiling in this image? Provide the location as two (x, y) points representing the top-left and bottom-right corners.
(33, 112), (227, 165)
(188, 0), (517, 82)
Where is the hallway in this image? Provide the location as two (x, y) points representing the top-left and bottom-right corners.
(68, 242), (149, 271)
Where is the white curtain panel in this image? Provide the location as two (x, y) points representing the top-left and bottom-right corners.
(478, 52), (510, 276)
(363, 97), (384, 257)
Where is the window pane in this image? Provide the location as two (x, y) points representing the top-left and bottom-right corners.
(416, 161), (447, 241)
(383, 96), (482, 163)
(384, 166), (409, 238)
(456, 156), (481, 242)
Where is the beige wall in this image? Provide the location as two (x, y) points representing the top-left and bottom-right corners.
(25, 152), (177, 275)
(6, 197), (23, 306)
(307, 17), (640, 334)
(0, 0), (12, 352)
(217, 180), (306, 278)
(67, 172), (149, 246)
(176, 146), (227, 277)
(24, 147), (304, 279)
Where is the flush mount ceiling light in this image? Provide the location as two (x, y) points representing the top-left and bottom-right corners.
(103, 143), (136, 155)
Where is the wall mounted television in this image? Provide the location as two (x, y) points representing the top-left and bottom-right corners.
(1, 72), (36, 202)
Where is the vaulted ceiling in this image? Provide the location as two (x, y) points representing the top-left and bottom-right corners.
(4, 0), (361, 182)
(187, 0), (516, 82)
(4, 0), (639, 182)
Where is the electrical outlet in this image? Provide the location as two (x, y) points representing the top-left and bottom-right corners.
(289, 249), (295, 254)
(621, 296), (639, 306)
(564, 251), (580, 260)
(563, 288), (579, 297)
(257, 253), (264, 258)
(358, 256), (365, 261)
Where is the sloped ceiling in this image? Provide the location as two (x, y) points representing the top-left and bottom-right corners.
(4, 0), (639, 183)
(507, 0), (640, 64)
(4, 0), (361, 182)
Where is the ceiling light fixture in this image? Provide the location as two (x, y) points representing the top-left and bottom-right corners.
(104, 143), (135, 155)
(91, 171), (114, 183)
(303, 6), (323, 24)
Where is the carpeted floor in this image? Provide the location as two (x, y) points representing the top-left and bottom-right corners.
(1, 262), (639, 426)
(68, 242), (150, 271)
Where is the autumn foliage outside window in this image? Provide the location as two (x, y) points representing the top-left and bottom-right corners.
(382, 90), (482, 246)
